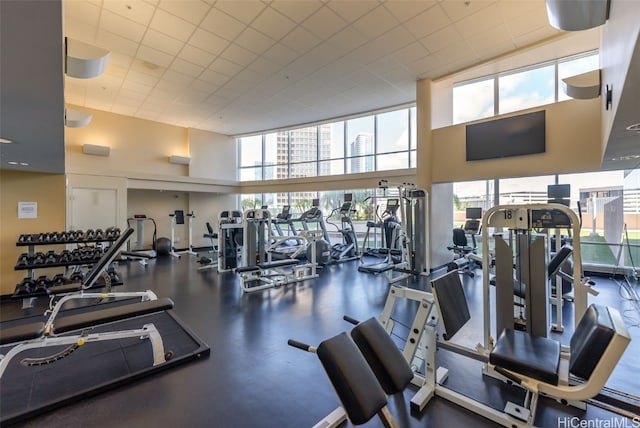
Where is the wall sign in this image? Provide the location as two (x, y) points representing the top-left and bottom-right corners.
(18, 201), (38, 219)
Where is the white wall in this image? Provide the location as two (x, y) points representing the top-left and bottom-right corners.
(189, 128), (237, 181)
(189, 192), (238, 248)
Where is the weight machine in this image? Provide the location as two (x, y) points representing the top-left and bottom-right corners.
(169, 210), (196, 258)
(217, 210), (243, 272)
(121, 215), (157, 266)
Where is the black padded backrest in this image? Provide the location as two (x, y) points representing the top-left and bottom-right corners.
(0, 322), (46, 345)
(316, 332), (387, 425)
(431, 270), (471, 341)
(206, 222), (214, 234)
(569, 304), (616, 380)
(548, 245), (572, 277)
(174, 210), (185, 225)
(351, 317), (414, 395)
(452, 228), (468, 247)
(83, 227), (135, 289)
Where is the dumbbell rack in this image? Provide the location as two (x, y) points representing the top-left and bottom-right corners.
(14, 229), (124, 298)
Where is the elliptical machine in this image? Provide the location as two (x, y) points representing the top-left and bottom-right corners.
(325, 193), (359, 263)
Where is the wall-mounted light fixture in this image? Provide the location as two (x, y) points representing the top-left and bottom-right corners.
(82, 144), (110, 157)
(168, 155), (191, 165)
(65, 37), (110, 79)
(65, 108), (93, 127)
(545, 0), (610, 31)
(561, 69), (601, 100)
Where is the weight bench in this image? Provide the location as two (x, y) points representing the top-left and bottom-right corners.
(288, 317), (413, 428)
(0, 298), (174, 379)
(488, 303), (630, 423)
(237, 259), (316, 293)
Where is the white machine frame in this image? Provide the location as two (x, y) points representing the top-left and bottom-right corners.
(169, 210), (197, 258)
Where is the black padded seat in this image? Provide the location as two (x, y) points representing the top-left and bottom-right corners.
(351, 318), (414, 395)
(569, 304), (615, 380)
(53, 298), (174, 334)
(489, 329), (561, 385)
(47, 282), (83, 295)
(0, 322), (46, 345)
(316, 332), (387, 425)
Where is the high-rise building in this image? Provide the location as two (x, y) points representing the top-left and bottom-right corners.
(349, 133), (374, 173)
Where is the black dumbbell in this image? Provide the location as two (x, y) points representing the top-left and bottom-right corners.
(45, 250), (58, 264)
(69, 271), (85, 283)
(95, 229), (104, 240)
(33, 252), (46, 265)
(16, 253), (31, 267)
(13, 278), (36, 296)
(59, 249), (72, 263)
(34, 275), (50, 293)
(85, 229), (95, 240)
(70, 249), (82, 262)
(52, 273), (67, 286)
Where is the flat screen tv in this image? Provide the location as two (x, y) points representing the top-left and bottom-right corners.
(466, 110), (545, 161)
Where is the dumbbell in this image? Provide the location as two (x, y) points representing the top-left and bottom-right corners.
(45, 250), (58, 265)
(107, 266), (122, 283)
(18, 234), (32, 244)
(52, 273), (67, 286)
(34, 275), (50, 293)
(33, 252), (46, 265)
(69, 271), (85, 283)
(13, 278), (36, 296)
(16, 253), (31, 268)
(49, 232), (60, 242)
(59, 249), (72, 263)
(85, 229), (96, 240)
(95, 229), (104, 240)
(70, 249), (82, 262)
(75, 230), (84, 240)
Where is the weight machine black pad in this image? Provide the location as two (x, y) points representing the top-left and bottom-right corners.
(317, 332), (387, 425)
(0, 321), (45, 345)
(53, 298), (175, 334)
(351, 317), (413, 395)
(0, 309), (210, 426)
(431, 270), (471, 341)
(569, 304), (615, 380)
(490, 329), (561, 385)
(548, 245), (572, 277)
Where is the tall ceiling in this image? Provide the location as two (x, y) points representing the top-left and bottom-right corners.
(64, 0), (566, 136)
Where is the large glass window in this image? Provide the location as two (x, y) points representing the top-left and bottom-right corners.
(499, 64), (555, 115)
(453, 78), (494, 124)
(238, 106), (415, 181)
(558, 53), (600, 101)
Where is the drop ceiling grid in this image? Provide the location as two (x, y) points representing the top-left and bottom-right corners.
(63, 0), (562, 135)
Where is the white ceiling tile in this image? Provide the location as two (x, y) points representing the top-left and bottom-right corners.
(112, 104), (139, 116)
(189, 29), (230, 55)
(467, 25), (515, 59)
(214, 0), (268, 24)
(143, 29), (185, 56)
(433, 40), (477, 68)
(102, 1), (156, 26)
(234, 68), (264, 84)
(439, 0), (494, 22)
(325, 0), (379, 23)
(104, 63), (128, 79)
(64, 1), (101, 27)
(383, 1), (437, 23)
(210, 57), (245, 77)
(107, 52), (135, 69)
(171, 58), (205, 77)
(250, 7), (297, 41)
(302, 6), (347, 39)
(404, 5), (450, 39)
(150, 8), (197, 42)
(234, 27), (277, 55)
(326, 26), (368, 56)
(454, 3), (503, 40)
(280, 26), (321, 54)
(127, 68), (162, 85)
(247, 57), (282, 76)
(374, 25), (415, 55)
(190, 78), (221, 93)
(175, 87), (211, 105)
(220, 44), (258, 67)
(352, 5), (399, 40)
(262, 43), (300, 66)
(497, 0), (543, 21)
(100, 10), (147, 43)
(505, 6), (554, 38)
(95, 29), (140, 57)
(270, 0), (323, 22)
(137, 45), (175, 68)
(393, 42), (431, 64)
(65, 17), (99, 44)
(130, 59), (165, 79)
(405, 54), (436, 76)
(513, 26), (561, 49)
(178, 44), (217, 68)
(201, 7), (247, 41)
(158, 0), (211, 25)
(122, 79), (154, 96)
(343, 42), (381, 66)
(200, 68), (231, 86)
(419, 25), (462, 54)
